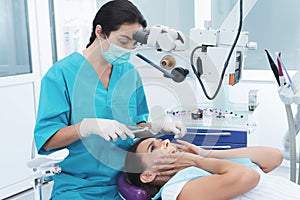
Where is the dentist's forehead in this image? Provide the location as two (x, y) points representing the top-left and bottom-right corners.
(109, 23), (143, 38)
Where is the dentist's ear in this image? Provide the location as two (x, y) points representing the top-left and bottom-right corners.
(140, 170), (156, 183)
(95, 25), (106, 39)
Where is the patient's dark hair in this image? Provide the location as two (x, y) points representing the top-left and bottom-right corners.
(125, 138), (161, 200)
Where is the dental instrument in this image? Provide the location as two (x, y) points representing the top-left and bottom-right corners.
(268, 51), (300, 184)
(265, 49), (280, 86)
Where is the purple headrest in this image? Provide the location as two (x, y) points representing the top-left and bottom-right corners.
(117, 172), (148, 200)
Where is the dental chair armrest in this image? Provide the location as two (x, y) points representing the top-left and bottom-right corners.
(117, 172), (148, 200)
(27, 148), (69, 169)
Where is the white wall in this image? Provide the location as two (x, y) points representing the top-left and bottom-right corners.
(194, 0), (211, 28)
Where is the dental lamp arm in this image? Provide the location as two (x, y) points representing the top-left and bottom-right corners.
(133, 25), (189, 82)
(133, 25), (186, 51)
(136, 53), (189, 82)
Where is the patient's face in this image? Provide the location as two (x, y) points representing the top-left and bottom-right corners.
(136, 138), (179, 169)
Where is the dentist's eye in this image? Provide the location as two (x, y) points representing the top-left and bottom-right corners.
(120, 41), (129, 45)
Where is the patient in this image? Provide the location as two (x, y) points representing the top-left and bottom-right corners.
(125, 138), (300, 200)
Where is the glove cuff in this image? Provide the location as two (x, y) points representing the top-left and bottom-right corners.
(79, 118), (91, 137)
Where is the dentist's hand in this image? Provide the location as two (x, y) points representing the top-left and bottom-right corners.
(79, 118), (134, 141)
(151, 119), (187, 139)
(150, 105), (186, 138)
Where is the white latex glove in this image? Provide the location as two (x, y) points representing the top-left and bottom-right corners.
(149, 105), (186, 138)
(151, 119), (187, 139)
(79, 118), (134, 141)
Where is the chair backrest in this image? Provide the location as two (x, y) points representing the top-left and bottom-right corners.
(117, 172), (149, 200)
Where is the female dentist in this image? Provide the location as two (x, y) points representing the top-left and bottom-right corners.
(34, 0), (186, 199)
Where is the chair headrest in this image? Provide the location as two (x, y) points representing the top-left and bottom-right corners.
(117, 172), (148, 200)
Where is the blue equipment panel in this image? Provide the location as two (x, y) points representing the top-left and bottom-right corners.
(160, 128), (248, 150)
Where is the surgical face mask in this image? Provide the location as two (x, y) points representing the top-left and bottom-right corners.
(100, 37), (134, 65)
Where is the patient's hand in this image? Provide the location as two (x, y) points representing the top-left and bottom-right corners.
(153, 152), (200, 176)
(175, 139), (205, 156)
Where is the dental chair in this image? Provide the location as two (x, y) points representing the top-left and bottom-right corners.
(117, 172), (148, 200)
(27, 147), (69, 200)
(29, 152), (145, 200)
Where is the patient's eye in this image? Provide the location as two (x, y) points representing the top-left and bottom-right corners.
(150, 145), (155, 152)
(150, 143), (160, 152)
(150, 143), (159, 152)
(148, 139), (163, 152)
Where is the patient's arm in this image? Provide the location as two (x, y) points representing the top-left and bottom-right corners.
(177, 157), (260, 200)
(202, 146), (283, 173)
(176, 139), (283, 173)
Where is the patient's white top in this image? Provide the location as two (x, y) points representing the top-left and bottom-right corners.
(152, 158), (300, 200)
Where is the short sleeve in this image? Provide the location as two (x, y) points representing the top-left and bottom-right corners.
(34, 65), (71, 154)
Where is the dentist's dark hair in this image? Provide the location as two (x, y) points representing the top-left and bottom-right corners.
(86, 0), (147, 48)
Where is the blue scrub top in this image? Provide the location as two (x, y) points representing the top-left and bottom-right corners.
(34, 52), (149, 199)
